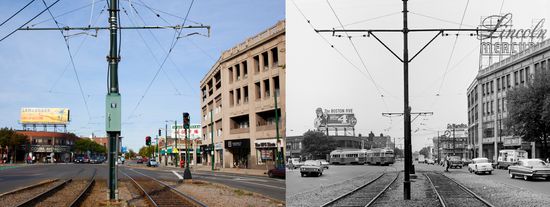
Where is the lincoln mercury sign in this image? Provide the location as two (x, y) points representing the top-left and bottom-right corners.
(314, 108), (357, 129)
(478, 13), (546, 56)
(20, 108), (70, 125)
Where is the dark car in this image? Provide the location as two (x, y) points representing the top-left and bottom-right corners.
(268, 166), (285, 178)
(89, 156), (99, 164)
(74, 156), (90, 164)
(137, 158), (144, 164)
(448, 156), (463, 169)
(300, 160), (324, 177)
(509, 159), (550, 181)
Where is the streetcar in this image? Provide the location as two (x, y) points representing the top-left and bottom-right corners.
(366, 148), (395, 165)
(329, 149), (368, 165)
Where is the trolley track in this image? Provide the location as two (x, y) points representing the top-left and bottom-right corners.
(122, 168), (206, 207)
(425, 172), (494, 207)
(321, 171), (400, 207)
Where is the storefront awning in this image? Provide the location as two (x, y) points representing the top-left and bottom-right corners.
(254, 139), (277, 149)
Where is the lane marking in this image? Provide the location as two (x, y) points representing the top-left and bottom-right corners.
(172, 170), (183, 180)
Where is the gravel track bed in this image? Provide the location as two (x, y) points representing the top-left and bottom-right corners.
(121, 180), (149, 207)
(445, 172), (550, 207)
(0, 180), (60, 207)
(80, 180), (139, 207)
(34, 180), (89, 207)
(372, 172), (441, 207)
(172, 180), (284, 207)
(287, 172), (384, 207)
(425, 173), (488, 207)
(133, 178), (197, 207)
(326, 172), (398, 207)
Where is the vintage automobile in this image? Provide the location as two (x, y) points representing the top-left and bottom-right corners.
(147, 159), (159, 167)
(300, 160), (324, 177)
(267, 166), (286, 178)
(497, 149), (528, 169)
(448, 156), (463, 169)
(288, 158), (304, 169)
(317, 159), (330, 169)
(426, 159), (435, 165)
(508, 159), (550, 181)
(462, 158), (473, 167)
(468, 158), (493, 175)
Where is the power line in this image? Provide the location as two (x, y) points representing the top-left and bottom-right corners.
(409, 11), (476, 28)
(127, 0), (195, 120)
(0, 0), (37, 28)
(326, 0), (390, 111)
(337, 11), (401, 28)
(30, 0), (101, 27)
(122, 0), (203, 25)
(41, 0), (91, 120)
(0, 0), (61, 42)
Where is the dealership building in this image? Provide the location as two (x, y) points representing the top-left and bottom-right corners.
(199, 20), (285, 170)
(467, 38), (550, 160)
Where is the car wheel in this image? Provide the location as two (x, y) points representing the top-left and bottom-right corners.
(268, 172), (273, 178)
(546, 177), (550, 181)
(468, 168), (472, 173)
(509, 172), (514, 179)
(460, 166), (462, 169)
(301, 173), (305, 177)
(488, 171), (492, 175)
(523, 175), (530, 181)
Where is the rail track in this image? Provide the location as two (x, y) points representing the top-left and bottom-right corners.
(425, 172), (495, 207)
(13, 168), (96, 207)
(122, 169), (206, 207)
(321, 172), (400, 207)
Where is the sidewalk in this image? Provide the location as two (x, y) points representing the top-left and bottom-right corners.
(159, 164), (268, 177)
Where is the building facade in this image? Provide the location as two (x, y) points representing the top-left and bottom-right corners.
(432, 124), (468, 161)
(17, 131), (79, 163)
(199, 21), (285, 170)
(467, 39), (550, 160)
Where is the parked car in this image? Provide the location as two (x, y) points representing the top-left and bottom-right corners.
(267, 166), (286, 178)
(89, 156), (100, 164)
(137, 158), (144, 164)
(288, 158), (304, 169)
(468, 158), (493, 175)
(462, 158), (473, 167)
(147, 159), (159, 167)
(300, 160), (324, 177)
(317, 159), (330, 169)
(425, 159), (435, 165)
(74, 155), (90, 164)
(448, 156), (463, 169)
(497, 149), (528, 169)
(509, 159), (550, 181)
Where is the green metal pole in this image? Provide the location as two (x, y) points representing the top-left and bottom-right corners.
(211, 110), (214, 171)
(175, 120), (178, 167)
(186, 128), (189, 168)
(165, 123), (168, 166)
(156, 135), (158, 161)
(274, 90), (281, 167)
(106, 0), (120, 201)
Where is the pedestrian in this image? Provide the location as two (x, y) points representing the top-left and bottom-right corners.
(445, 156), (450, 172)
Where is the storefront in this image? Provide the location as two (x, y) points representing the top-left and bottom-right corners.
(225, 139), (250, 168)
(254, 139), (277, 166)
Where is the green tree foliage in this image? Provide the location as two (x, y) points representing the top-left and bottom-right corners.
(0, 128), (29, 162)
(394, 147), (403, 158)
(419, 147), (430, 158)
(138, 145), (157, 158)
(506, 70), (550, 159)
(127, 149), (137, 159)
(74, 138), (106, 154)
(301, 130), (336, 160)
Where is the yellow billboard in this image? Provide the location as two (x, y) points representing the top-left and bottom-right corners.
(20, 108), (70, 124)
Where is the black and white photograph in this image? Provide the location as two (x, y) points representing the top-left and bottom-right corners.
(286, 0), (550, 206)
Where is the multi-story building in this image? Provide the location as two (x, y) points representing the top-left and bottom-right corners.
(199, 21), (285, 170)
(432, 125), (468, 161)
(467, 39), (550, 160)
(16, 131), (79, 163)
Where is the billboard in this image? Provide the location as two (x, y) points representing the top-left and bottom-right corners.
(314, 108), (357, 129)
(171, 124), (201, 140)
(20, 108), (70, 124)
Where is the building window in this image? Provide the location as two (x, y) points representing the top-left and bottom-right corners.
(514, 71), (518, 85)
(228, 67), (234, 84)
(542, 60), (547, 72)
(235, 64), (241, 81)
(535, 63), (540, 74)
(271, 47), (278, 67)
(262, 51), (269, 70)
(497, 78), (500, 91)
(274, 76), (280, 97)
(236, 88), (241, 105)
(497, 98), (500, 112)
(482, 84), (485, 96)
(243, 86), (249, 104)
(525, 66), (529, 83)
(491, 81), (494, 93)
(520, 68), (525, 84)
(242, 60), (248, 79)
(506, 74), (510, 88)
(255, 82), (261, 100)
(263, 79), (270, 98)
(491, 101), (494, 114)
(229, 90), (234, 107)
(254, 55), (260, 74)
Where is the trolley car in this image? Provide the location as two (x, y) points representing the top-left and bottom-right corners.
(366, 148), (395, 165)
(329, 149), (368, 165)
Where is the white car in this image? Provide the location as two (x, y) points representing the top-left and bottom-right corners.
(468, 157), (493, 175)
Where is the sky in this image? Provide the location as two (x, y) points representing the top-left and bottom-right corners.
(0, 0), (284, 151)
(286, 0), (550, 151)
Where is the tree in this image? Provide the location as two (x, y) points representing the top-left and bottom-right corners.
(138, 145), (157, 158)
(419, 147), (430, 158)
(506, 70), (550, 159)
(128, 149), (137, 159)
(394, 147), (403, 158)
(301, 130), (336, 160)
(0, 128), (28, 163)
(74, 138), (106, 154)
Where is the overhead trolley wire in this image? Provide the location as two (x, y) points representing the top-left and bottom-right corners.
(0, 0), (61, 42)
(40, 0), (92, 120)
(127, 0), (196, 120)
(30, 0), (101, 27)
(0, 0), (37, 28)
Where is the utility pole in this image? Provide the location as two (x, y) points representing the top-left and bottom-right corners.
(210, 110), (214, 171)
(19, 1), (209, 201)
(317, 0), (495, 199)
(175, 120), (178, 167)
(453, 125), (456, 156)
(165, 122), (168, 166)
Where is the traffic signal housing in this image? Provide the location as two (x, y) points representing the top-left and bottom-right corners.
(183, 112), (190, 129)
(145, 136), (151, 146)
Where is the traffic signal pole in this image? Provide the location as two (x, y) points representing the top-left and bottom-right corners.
(211, 110), (214, 171)
(175, 120), (178, 167)
(316, 0), (496, 200)
(183, 113), (192, 179)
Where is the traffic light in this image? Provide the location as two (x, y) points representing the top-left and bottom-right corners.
(145, 136), (151, 146)
(183, 112), (190, 129)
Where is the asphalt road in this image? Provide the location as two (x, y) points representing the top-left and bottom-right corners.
(286, 161), (402, 196)
(123, 165), (286, 201)
(414, 161), (550, 196)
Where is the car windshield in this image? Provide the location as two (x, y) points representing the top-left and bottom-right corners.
(449, 156), (460, 161)
(525, 160), (547, 167)
(304, 160), (320, 166)
(474, 158), (489, 164)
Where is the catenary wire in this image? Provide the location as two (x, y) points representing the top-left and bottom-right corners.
(41, 0), (91, 120)
(30, 0), (101, 27)
(0, 0), (37, 28)
(127, 0), (195, 120)
(0, 0), (61, 42)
